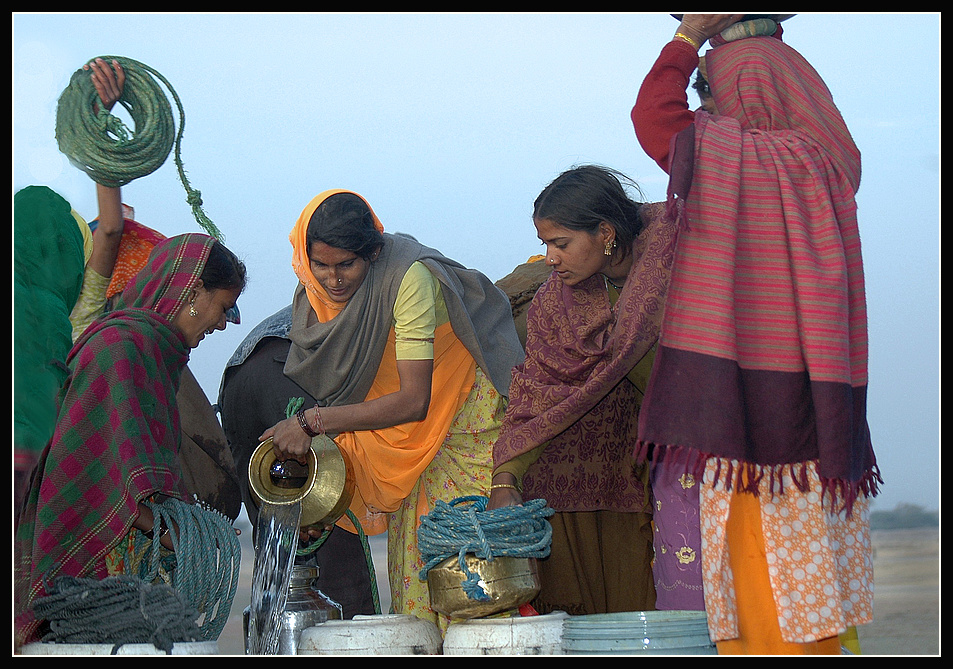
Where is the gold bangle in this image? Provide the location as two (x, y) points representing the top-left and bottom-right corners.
(491, 483), (520, 492)
(674, 32), (701, 50)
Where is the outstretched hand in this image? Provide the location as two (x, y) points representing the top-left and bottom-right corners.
(677, 14), (747, 47)
(84, 57), (125, 113)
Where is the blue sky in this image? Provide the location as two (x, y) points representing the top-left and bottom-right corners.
(13, 12), (940, 512)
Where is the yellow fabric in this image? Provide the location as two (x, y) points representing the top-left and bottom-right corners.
(394, 262), (449, 360)
(288, 189), (479, 537)
(386, 366), (505, 633)
(69, 266), (110, 342)
(714, 488), (841, 655)
(840, 626), (861, 654)
(71, 209), (93, 264)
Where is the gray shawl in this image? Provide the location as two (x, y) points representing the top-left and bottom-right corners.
(283, 233), (523, 407)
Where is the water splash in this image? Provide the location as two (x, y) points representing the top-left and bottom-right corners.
(247, 502), (301, 655)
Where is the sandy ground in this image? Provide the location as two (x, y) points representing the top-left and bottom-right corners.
(855, 527), (940, 656)
(216, 521), (939, 656)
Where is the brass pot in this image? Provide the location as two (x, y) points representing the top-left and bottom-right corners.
(247, 435), (354, 531)
(427, 554), (540, 619)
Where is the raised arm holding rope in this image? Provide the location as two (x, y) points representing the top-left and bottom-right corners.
(15, 56), (248, 649)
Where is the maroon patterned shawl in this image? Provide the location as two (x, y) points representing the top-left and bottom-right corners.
(493, 204), (677, 511)
(14, 234), (215, 646)
(637, 37), (880, 513)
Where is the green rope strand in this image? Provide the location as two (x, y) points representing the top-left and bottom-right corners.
(55, 55), (223, 240)
(282, 398), (382, 613)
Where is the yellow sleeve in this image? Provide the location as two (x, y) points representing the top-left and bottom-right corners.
(69, 266), (110, 342)
(393, 261), (448, 360)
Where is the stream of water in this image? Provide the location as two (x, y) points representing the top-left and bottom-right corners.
(246, 501), (301, 655)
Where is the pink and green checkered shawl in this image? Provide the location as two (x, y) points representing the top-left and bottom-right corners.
(636, 37), (880, 513)
(15, 233), (215, 646)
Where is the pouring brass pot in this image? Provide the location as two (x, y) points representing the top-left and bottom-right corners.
(248, 434), (355, 531)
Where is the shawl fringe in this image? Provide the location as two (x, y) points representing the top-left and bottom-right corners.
(636, 440), (882, 518)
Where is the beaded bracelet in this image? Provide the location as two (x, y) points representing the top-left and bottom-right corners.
(296, 408), (319, 438)
(311, 405), (326, 436)
(491, 483), (520, 492)
(674, 31), (701, 50)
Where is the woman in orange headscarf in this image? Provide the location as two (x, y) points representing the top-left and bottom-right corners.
(261, 190), (523, 630)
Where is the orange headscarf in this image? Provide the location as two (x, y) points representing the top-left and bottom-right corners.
(289, 189), (384, 320)
(288, 190), (476, 535)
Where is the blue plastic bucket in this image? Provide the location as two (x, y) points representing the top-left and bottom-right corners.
(562, 611), (716, 655)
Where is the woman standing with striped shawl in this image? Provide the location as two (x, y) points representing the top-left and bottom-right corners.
(632, 14), (880, 654)
(14, 233), (246, 647)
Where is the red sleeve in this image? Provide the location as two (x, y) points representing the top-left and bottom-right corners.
(632, 39), (701, 173)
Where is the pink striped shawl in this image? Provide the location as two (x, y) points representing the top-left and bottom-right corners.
(637, 37), (880, 513)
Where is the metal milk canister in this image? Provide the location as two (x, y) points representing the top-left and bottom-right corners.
(244, 564), (344, 655)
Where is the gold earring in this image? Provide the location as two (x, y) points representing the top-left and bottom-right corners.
(189, 298), (198, 317)
(604, 239), (617, 256)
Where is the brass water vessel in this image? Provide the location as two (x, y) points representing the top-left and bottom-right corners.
(428, 554), (540, 619)
(248, 435), (354, 531)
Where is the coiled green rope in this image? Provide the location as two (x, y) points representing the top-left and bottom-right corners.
(55, 55), (223, 240)
(417, 495), (554, 602)
(29, 497), (241, 651)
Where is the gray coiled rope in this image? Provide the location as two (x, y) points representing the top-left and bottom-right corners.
(31, 575), (202, 653)
(417, 495), (554, 602)
(55, 55), (223, 240)
(29, 498), (240, 652)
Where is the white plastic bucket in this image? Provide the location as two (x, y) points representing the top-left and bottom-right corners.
(19, 641), (218, 655)
(297, 614), (442, 655)
(562, 610), (716, 655)
(443, 611), (569, 655)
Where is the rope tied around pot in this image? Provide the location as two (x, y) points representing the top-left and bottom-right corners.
(55, 55), (224, 240)
(417, 495), (554, 601)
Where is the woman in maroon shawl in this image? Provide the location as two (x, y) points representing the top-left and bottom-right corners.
(14, 233), (246, 647)
(490, 165), (678, 615)
(631, 14), (880, 654)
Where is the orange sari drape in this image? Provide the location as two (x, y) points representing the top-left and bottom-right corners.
(289, 190), (477, 535)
